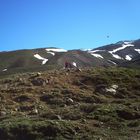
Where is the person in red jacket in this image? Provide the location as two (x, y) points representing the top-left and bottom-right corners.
(65, 61), (69, 69)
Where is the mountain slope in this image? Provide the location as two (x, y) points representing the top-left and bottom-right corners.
(89, 40), (140, 65)
(0, 39), (140, 75)
(0, 67), (140, 139)
(120, 56), (140, 68)
(0, 39), (140, 139)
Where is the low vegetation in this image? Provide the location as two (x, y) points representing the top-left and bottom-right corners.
(0, 67), (140, 140)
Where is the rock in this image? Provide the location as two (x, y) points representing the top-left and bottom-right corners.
(66, 97), (74, 105)
(100, 122), (104, 125)
(29, 72), (42, 80)
(81, 119), (86, 123)
(34, 108), (39, 114)
(0, 111), (7, 116)
(96, 84), (118, 95)
(18, 78), (23, 82)
(105, 84), (118, 95)
(64, 104), (67, 107)
(14, 108), (18, 111)
(75, 68), (82, 72)
(95, 84), (106, 93)
(54, 115), (62, 120)
(111, 84), (118, 89)
(40, 94), (53, 102)
(117, 109), (140, 120)
(38, 105), (43, 109)
(105, 88), (116, 95)
(66, 73), (69, 76)
(14, 95), (31, 102)
(29, 108), (39, 115)
(31, 78), (47, 86)
(45, 79), (49, 84)
(37, 72), (42, 76)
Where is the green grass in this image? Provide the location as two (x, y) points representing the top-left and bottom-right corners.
(0, 67), (140, 140)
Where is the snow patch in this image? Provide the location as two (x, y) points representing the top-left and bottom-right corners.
(134, 49), (140, 54)
(47, 52), (55, 56)
(72, 62), (77, 67)
(106, 88), (116, 94)
(111, 43), (134, 53)
(124, 41), (132, 45)
(89, 50), (105, 53)
(2, 69), (7, 72)
(34, 54), (48, 65)
(108, 60), (117, 65)
(45, 48), (67, 52)
(125, 55), (132, 61)
(109, 52), (123, 59)
(82, 48), (92, 51)
(90, 53), (104, 59)
(108, 42), (134, 60)
(87, 50), (104, 59)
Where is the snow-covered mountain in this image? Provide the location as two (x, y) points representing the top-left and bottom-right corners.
(88, 39), (140, 66)
(0, 39), (140, 74)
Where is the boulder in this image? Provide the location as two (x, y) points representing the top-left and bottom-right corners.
(14, 95), (31, 102)
(66, 97), (74, 105)
(105, 84), (119, 95)
(31, 78), (47, 86)
(105, 88), (116, 95)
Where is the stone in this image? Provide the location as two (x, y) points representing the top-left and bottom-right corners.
(14, 95), (31, 102)
(37, 72), (42, 76)
(54, 115), (62, 120)
(14, 108), (18, 111)
(18, 78), (23, 82)
(66, 97), (74, 105)
(75, 68), (82, 72)
(30, 108), (39, 115)
(81, 119), (86, 123)
(105, 88), (116, 95)
(34, 108), (39, 114)
(0, 111), (7, 116)
(31, 78), (46, 86)
(66, 73), (69, 76)
(95, 84), (106, 93)
(111, 84), (118, 89)
(105, 84), (118, 95)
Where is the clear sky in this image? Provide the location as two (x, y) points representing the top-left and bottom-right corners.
(0, 0), (140, 51)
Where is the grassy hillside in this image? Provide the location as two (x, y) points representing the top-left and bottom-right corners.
(0, 67), (140, 140)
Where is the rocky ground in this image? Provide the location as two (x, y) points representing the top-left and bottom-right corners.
(0, 67), (140, 140)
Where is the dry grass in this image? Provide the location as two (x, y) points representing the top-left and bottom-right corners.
(0, 67), (140, 139)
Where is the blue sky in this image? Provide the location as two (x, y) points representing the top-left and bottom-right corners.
(0, 0), (140, 51)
